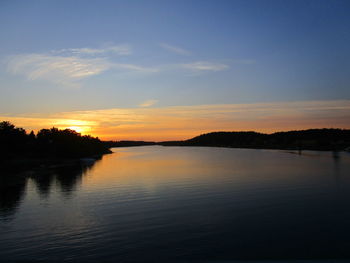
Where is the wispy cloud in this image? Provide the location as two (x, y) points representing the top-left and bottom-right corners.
(112, 63), (159, 73)
(5, 44), (250, 88)
(181, 61), (229, 72)
(2, 100), (350, 141)
(139, 99), (158, 107)
(159, 43), (191, 55)
(56, 44), (132, 56)
(7, 54), (111, 88)
(6, 45), (157, 87)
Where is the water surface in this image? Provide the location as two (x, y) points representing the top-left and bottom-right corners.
(1, 146), (350, 261)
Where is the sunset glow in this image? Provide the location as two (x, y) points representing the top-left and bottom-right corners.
(66, 126), (91, 134)
(2, 100), (350, 141)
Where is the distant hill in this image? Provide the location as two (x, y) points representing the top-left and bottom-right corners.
(159, 129), (350, 151)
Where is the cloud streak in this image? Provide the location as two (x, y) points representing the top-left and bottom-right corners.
(112, 63), (159, 73)
(58, 44), (132, 56)
(6, 48), (157, 88)
(159, 43), (191, 55)
(7, 54), (111, 88)
(181, 61), (229, 72)
(139, 100), (158, 107)
(5, 43), (240, 87)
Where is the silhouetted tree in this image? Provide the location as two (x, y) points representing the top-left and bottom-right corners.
(0, 121), (111, 159)
(0, 121), (28, 158)
(36, 127), (111, 157)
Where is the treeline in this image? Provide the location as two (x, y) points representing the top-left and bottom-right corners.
(0, 121), (111, 159)
(160, 129), (350, 151)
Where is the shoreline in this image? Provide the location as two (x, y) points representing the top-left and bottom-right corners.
(157, 143), (350, 152)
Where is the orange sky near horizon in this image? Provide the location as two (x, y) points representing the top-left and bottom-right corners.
(2, 100), (350, 141)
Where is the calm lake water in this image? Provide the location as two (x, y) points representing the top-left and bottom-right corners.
(1, 146), (350, 261)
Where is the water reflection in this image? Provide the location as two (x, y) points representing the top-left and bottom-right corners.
(1, 147), (350, 261)
(33, 171), (54, 199)
(0, 159), (99, 220)
(0, 175), (27, 221)
(32, 161), (98, 198)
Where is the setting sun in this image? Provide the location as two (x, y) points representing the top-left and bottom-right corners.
(66, 126), (83, 133)
(66, 125), (90, 134)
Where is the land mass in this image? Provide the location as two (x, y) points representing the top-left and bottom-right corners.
(60, 128), (350, 151)
(0, 121), (111, 174)
(2, 120), (350, 164)
(2, 121), (350, 179)
(159, 129), (350, 151)
(104, 129), (350, 151)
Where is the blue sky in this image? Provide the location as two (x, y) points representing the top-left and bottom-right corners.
(0, 0), (350, 139)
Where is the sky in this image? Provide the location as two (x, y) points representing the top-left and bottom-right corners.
(0, 0), (350, 140)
